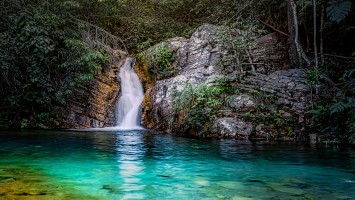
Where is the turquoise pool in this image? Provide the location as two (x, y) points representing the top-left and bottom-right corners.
(0, 130), (354, 199)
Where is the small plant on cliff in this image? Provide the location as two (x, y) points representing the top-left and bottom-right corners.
(251, 91), (263, 99)
(266, 94), (278, 103)
(215, 22), (262, 72)
(226, 96), (235, 105)
(172, 77), (234, 132)
(21, 123), (28, 129)
(145, 44), (178, 78)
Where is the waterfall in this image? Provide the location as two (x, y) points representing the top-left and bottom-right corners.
(115, 57), (145, 130)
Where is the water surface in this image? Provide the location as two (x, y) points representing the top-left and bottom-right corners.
(0, 130), (354, 199)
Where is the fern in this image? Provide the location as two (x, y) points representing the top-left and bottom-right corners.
(329, 98), (355, 115)
(329, 101), (347, 115)
(327, 0), (352, 23)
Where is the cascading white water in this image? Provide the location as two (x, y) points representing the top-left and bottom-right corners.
(115, 58), (145, 130)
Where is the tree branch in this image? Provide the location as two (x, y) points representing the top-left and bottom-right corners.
(312, 52), (355, 60)
(322, 77), (355, 88)
(258, 18), (288, 36)
(75, 19), (127, 52)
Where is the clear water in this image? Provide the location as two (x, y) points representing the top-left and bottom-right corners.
(1, 130), (355, 199)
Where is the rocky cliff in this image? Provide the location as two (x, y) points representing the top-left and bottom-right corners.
(140, 24), (311, 140)
(53, 52), (129, 129)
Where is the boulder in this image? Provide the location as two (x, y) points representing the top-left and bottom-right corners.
(212, 118), (253, 138)
(277, 98), (290, 106)
(254, 124), (272, 139)
(38, 123), (50, 130)
(229, 94), (256, 108)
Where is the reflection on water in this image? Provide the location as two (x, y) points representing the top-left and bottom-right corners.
(0, 130), (355, 199)
(117, 132), (146, 199)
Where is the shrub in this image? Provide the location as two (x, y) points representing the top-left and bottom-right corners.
(145, 44), (178, 78)
(172, 77), (234, 133)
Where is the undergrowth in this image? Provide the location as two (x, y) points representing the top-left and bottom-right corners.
(172, 77), (235, 135)
(306, 59), (355, 145)
(144, 44), (178, 79)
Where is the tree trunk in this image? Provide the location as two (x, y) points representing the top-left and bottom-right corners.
(288, 0), (311, 67)
(287, 1), (298, 67)
(320, 1), (325, 63)
(314, 0), (319, 68)
(300, 12), (310, 52)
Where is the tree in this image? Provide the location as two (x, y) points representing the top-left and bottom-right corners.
(314, 0), (319, 68)
(288, 0), (311, 67)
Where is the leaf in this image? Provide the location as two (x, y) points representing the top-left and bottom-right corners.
(327, 0), (352, 23)
(308, 110), (319, 114)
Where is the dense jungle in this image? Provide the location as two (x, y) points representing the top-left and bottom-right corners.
(0, 0), (355, 145)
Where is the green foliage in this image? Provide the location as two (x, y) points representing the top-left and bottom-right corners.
(33, 111), (57, 127)
(34, 113), (48, 125)
(138, 38), (154, 50)
(172, 77), (234, 131)
(241, 104), (293, 128)
(194, 0), (267, 25)
(329, 99), (355, 115)
(307, 79), (355, 144)
(266, 94), (278, 103)
(0, 0), (107, 112)
(21, 123), (28, 129)
(0, 112), (9, 129)
(251, 91), (263, 99)
(214, 21), (264, 71)
(308, 98), (355, 144)
(146, 44), (178, 78)
(327, 0), (352, 23)
(226, 96), (235, 105)
(304, 56), (355, 145)
(304, 68), (323, 87)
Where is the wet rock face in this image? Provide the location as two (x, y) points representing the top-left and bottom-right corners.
(55, 56), (128, 129)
